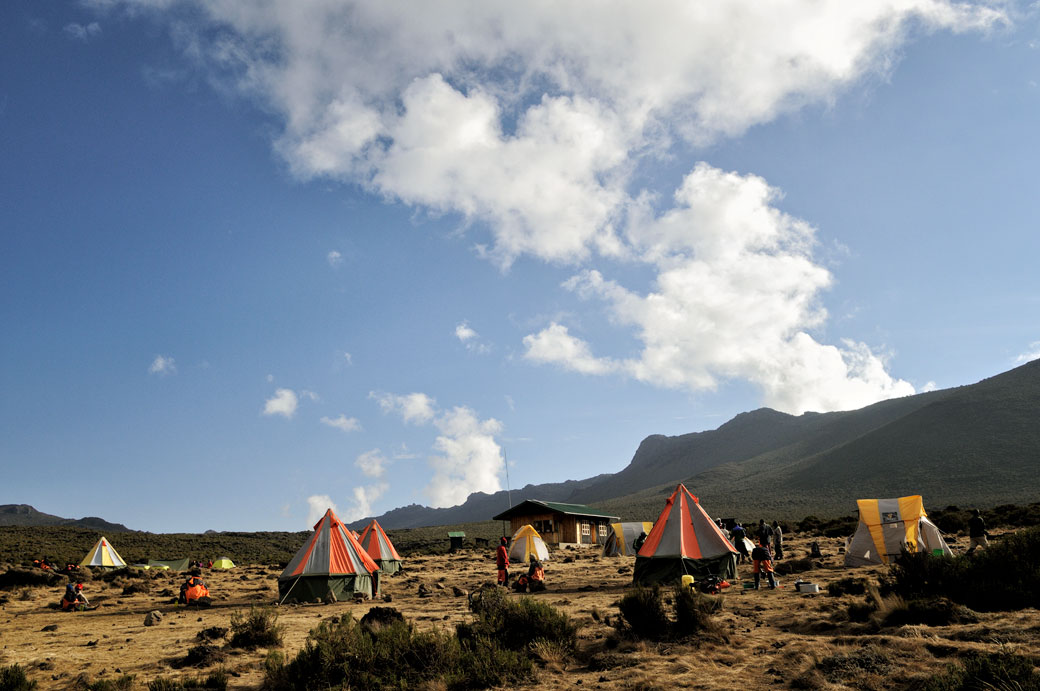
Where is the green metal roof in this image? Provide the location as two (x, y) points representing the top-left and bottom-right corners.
(492, 499), (619, 522)
(447, 531), (466, 537)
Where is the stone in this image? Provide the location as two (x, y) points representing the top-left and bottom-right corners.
(144, 610), (163, 626)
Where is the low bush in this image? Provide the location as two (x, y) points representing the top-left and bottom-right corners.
(229, 606), (283, 649)
(264, 610), (531, 690)
(885, 526), (1040, 611)
(75, 675), (136, 691)
(880, 597), (978, 628)
(147, 670), (228, 690)
(617, 584), (725, 642)
(816, 645), (892, 684)
(794, 515), (857, 537)
(617, 586), (670, 639)
(460, 586), (577, 654)
(827, 576), (867, 597)
(0, 664), (37, 691)
(919, 650), (1040, 691)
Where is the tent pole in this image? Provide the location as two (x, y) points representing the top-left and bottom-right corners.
(278, 576), (301, 606)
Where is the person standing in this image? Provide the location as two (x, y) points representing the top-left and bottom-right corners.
(966, 509), (989, 555)
(756, 519), (774, 548)
(751, 541), (777, 590)
(731, 523), (749, 564)
(496, 537), (510, 586)
(772, 521), (784, 560)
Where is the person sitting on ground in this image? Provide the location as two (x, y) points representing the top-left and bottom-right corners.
(179, 570), (210, 605)
(496, 537), (510, 587)
(750, 541), (777, 590)
(60, 582), (90, 611)
(966, 509), (989, 555)
(527, 558), (546, 592)
(632, 531), (647, 554)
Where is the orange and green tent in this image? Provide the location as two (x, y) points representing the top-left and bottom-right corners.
(278, 509), (379, 603)
(357, 519), (403, 574)
(632, 484), (737, 585)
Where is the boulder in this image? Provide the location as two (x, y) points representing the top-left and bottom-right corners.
(144, 610), (163, 626)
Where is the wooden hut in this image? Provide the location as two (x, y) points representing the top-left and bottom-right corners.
(492, 500), (619, 547)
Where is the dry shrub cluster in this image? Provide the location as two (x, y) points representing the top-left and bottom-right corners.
(919, 650), (1040, 691)
(0, 664), (37, 691)
(616, 585), (726, 642)
(228, 606), (284, 649)
(262, 588), (577, 690)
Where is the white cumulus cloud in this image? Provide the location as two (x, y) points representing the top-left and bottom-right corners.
(148, 355), (176, 376)
(341, 483), (389, 523)
(107, 0), (1002, 413)
(64, 22), (101, 41)
(426, 406), (505, 508)
(327, 250), (343, 267)
(263, 388), (298, 418)
(305, 494), (337, 526)
(320, 414), (362, 433)
(355, 448), (387, 478)
(1015, 342), (1040, 364)
(371, 391), (436, 425)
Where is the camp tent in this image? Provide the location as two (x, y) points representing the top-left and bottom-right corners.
(508, 524), (550, 564)
(632, 484), (738, 585)
(845, 495), (952, 567)
(212, 557), (235, 569)
(79, 536), (127, 569)
(358, 520), (403, 574)
(147, 558), (190, 571)
(602, 522), (655, 557)
(278, 508), (380, 604)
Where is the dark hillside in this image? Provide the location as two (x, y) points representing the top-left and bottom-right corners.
(0, 504), (130, 532)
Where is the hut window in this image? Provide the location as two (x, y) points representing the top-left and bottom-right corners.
(581, 521), (591, 536)
(598, 524), (608, 537)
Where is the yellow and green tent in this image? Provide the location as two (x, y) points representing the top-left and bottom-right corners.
(212, 557), (235, 569)
(845, 495), (952, 566)
(79, 536), (127, 568)
(602, 522), (654, 556)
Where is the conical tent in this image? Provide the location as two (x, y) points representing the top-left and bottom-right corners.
(602, 522), (655, 556)
(147, 558), (190, 571)
(212, 557), (235, 569)
(278, 509), (380, 603)
(845, 496), (952, 567)
(632, 484), (738, 585)
(358, 520), (403, 574)
(508, 524), (550, 563)
(79, 536), (127, 569)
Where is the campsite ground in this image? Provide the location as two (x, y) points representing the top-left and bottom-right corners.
(1, 530), (1038, 690)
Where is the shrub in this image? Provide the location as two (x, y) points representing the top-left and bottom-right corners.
(229, 606), (283, 649)
(885, 526), (1040, 611)
(827, 576), (867, 597)
(816, 645), (892, 684)
(672, 585), (724, 639)
(880, 597), (978, 628)
(0, 664), (37, 691)
(460, 586), (577, 655)
(147, 670), (228, 691)
(617, 586), (670, 640)
(919, 650), (1040, 691)
(76, 675), (136, 691)
(263, 600), (547, 690)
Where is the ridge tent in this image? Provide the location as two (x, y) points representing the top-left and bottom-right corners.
(632, 484), (738, 585)
(278, 508), (380, 604)
(79, 536), (127, 569)
(508, 524), (550, 564)
(602, 522), (654, 557)
(845, 496), (952, 567)
(147, 558), (190, 571)
(212, 557), (235, 569)
(357, 520), (403, 574)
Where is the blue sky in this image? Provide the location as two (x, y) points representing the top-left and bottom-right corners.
(2, 1), (1038, 533)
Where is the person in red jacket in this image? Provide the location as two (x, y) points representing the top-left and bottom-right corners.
(496, 537), (510, 586)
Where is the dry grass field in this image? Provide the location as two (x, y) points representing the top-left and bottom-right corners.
(1, 531), (1038, 690)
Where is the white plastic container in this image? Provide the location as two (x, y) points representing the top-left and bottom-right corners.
(796, 582), (820, 593)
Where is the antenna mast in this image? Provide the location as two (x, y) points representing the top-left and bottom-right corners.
(505, 449), (512, 508)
